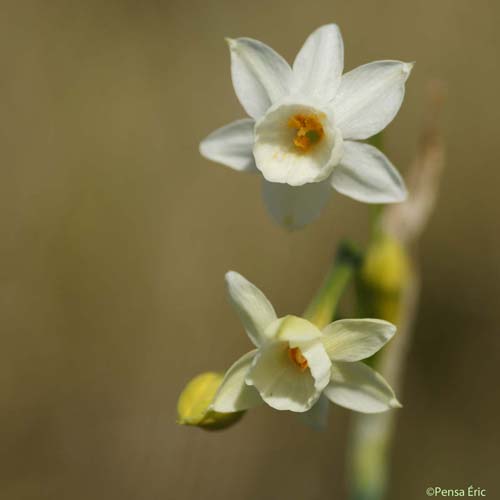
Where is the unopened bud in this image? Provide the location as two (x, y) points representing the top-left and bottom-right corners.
(361, 234), (410, 295)
(359, 234), (412, 324)
(177, 372), (244, 430)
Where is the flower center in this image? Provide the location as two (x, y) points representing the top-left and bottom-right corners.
(288, 347), (309, 372)
(288, 113), (325, 152)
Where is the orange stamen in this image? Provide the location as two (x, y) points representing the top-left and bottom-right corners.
(288, 347), (309, 372)
(288, 113), (325, 152)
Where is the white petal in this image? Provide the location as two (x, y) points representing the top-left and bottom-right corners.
(265, 315), (322, 343)
(296, 339), (332, 393)
(292, 24), (344, 102)
(227, 37), (292, 120)
(212, 350), (262, 412)
(225, 271), (277, 347)
(321, 319), (396, 362)
(254, 100), (343, 186)
(324, 361), (402, 413)
(262, 178), (331, 230)
(199, 119), (257, 172)
(246, 342), (321, 412)
(331, 141), (406, 203)
(299, 394), (330, 431)
(334, 61), (413, 140)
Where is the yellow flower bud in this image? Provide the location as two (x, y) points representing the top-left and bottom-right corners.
(361, 234), (410, 295)
(359, 233), (412, 325)
(177, 372), (244, 430)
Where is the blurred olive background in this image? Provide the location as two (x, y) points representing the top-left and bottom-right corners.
(1, 1), (499, 499)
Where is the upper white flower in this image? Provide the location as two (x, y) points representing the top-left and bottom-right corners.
(200, 24), (413, 229)
(212, 271), (401, 414)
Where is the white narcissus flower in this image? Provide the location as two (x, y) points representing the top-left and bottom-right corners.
(200, 24), (413, 230)
(212, 271), (402, 414)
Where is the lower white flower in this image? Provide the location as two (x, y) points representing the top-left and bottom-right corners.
(200, 24), (413, 230)
(212, 271), (402, 414)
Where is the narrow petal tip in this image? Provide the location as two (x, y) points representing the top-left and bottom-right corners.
(397, 184), (409, 202)
(403, 61), (416, 77)
(198, 139), (209, 158)
(391, 398), (403, 409)
(225, 270), (240, 283)
(386, 175), (408, 204)
(225, 37), (236, 49)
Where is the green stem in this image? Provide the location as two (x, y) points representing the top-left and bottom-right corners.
(348, 237), (415, 500)
(347, 413), (395, 500)
(303, 241), (362, 329)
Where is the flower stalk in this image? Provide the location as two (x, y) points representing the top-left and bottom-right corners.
(303, 241), (362, 329)
(347, 238), (417, 500)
